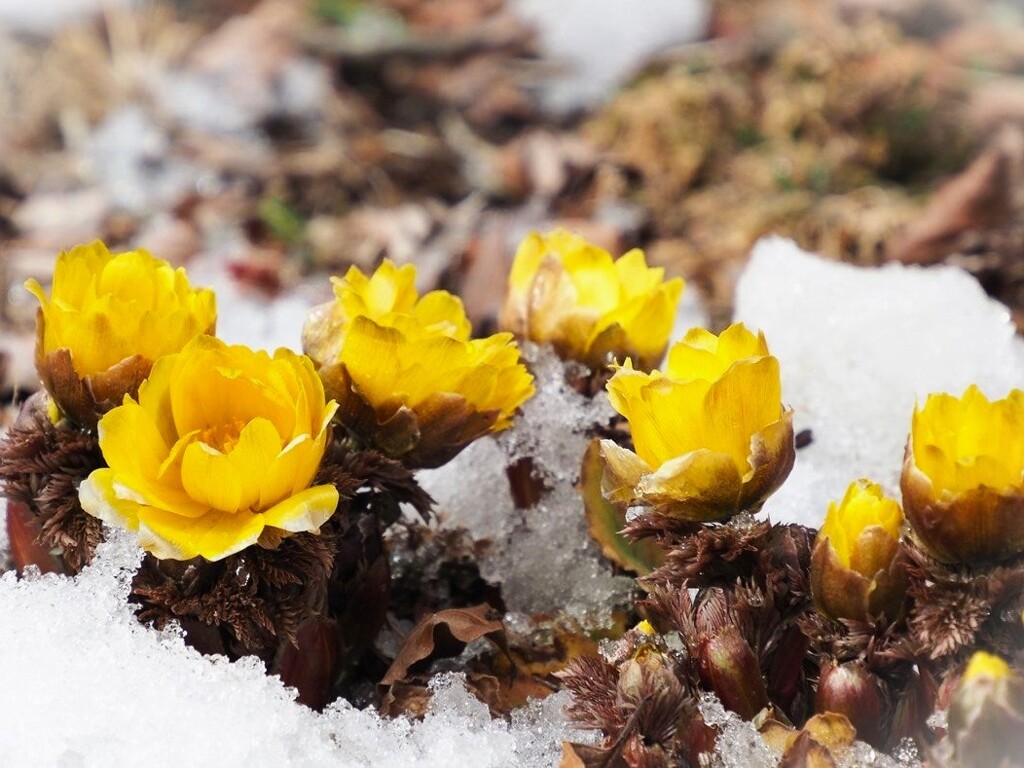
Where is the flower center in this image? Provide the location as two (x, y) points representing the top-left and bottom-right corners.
(198, 419), (247, 454)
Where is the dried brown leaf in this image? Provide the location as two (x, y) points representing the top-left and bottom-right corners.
(890, 127), (1024, 265)
(380, 604), (505, 686)
(560, 741), (625, 768)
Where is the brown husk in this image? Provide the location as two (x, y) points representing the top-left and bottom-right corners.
(0, 391), (104, 572)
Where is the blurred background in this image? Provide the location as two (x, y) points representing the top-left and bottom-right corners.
(1, 0), (1023, 402)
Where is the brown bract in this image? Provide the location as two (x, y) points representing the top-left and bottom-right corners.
(814, 661), (888, 748)
(0, 390), (105, 572)
(697, 624), (770, 720)
(901, 442), (1024, 564)
(741, 410), (797, 515)
(320, 359), (502, 469)
(34, 312), (156, 430)
(601, 409), (795, 523)
(810, 530), (906, 623)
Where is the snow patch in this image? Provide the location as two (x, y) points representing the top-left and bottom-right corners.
(736, 237), (1024, 528)
(514, 0), (710, 111)
(0, 526), (586, 767)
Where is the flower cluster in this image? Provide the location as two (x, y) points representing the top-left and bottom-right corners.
(9, 228), (1024, 749)
(547, 233), (1024, 762)
(12, 244), (542, 565)
(5, 239), (542, 707)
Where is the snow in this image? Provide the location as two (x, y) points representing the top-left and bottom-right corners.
(736, 237), (1024, 528)
(698, 692), (780, 767)
(84, 107), (201, 216)
(420, 344), (635, 626)
(514, 0), (711, 111)
(0, 524), (587, 767)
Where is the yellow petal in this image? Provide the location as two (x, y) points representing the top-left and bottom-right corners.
(507, 231), (549, 293)
(701, 357), (782, 475)
(226, 417), (285, 512)
(666, 323), (767, 382)
(136, 506), (266, 561)
(340, 317), (407, 411)
(411, 290), (472, 340)
(560, 239), (619, 311)
(912, 386), (1024, 496)
(260, 434), (321, 509)
(614, 248), (661, 297)
(635, 376), (712, 468)
(260, 484), (340, 532)
(78, 468), (144, 531)
(525, 254), (586, 345)
(180, 440), (243, 513)
(599, 440), (652, 504)
(97, 398), (210, 519)
(97, 398), (171, 483)
(170, 338), (294, 440)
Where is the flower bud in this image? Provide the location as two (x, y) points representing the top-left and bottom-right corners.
(901, 386), (1024, 564)
(948, 652), (1024, 767)
(810, 479), (906, 623)
(25, 241), (216, 429)
(676, 706), (719, 768)
(889, 667), (935, 747)
(500, 230), (683, 371)
(815, 661), (887, 748)
(697, 624), (769, 720)
(302, 260), (534, 468)
(601, 324), (794, 522)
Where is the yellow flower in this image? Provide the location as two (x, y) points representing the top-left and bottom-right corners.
(79, 336), (339, 561)
(901, 385), (1024, 564)
(25, 241), (216, 429)
(948, 652), (1024, 767)
(600, 323), (794, 521)
(810, 480), (906, 622)
(963, 652), (1013, 684)
(303, 260), (534, 468)
(499, 230), (684, 371)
